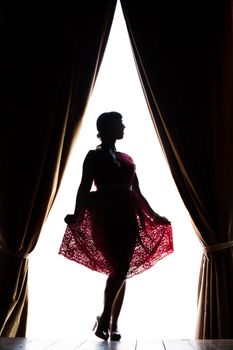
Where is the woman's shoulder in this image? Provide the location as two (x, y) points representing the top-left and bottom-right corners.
(85, 149), (134, 163)
(86, 149), (97, 156)
(84, 149), (104, 161)
(83, 149), (97, 163)
(116, 151), (135, 164)
(85, 148), (102, 157)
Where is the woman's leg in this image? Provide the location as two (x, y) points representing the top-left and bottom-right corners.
(102, 241), (134, 331)
(111, 280), (126, 331)
(94, 231), (134, 339)
(94, 275), (122, 340)
(100, 275), (125, 328)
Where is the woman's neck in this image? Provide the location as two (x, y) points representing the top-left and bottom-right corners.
(101, 140), (116, 152)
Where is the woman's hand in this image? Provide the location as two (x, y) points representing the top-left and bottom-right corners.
(160, 216), (171, 224)
(64, 214), (76, 225)
(154, 213), (171, 225)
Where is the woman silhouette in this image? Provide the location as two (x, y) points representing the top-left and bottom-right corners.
(59, 111), (173, 341)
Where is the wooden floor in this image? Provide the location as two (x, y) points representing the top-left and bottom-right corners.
(0, 338), (233, 350)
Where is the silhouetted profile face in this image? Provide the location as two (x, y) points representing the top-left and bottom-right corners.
(97, 112), (125, 141)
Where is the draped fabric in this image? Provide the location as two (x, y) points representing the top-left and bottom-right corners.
(0, 0), (232, 339)
(0, 1), (117, 336)
(120, 0), (233, 339)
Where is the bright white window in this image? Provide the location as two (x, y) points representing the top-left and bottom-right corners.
(27, 2), (202, 340)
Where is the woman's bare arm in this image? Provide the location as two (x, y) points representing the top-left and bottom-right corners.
(65, 151), (95, 224)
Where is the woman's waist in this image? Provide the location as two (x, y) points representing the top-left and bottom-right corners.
(96, 184), (133, 191)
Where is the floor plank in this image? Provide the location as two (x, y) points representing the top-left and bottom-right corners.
(163, 339), (193, 349)
(1, 338), (233, 350)
(188, 339), (233, 350)
(40, 339), (87, 350)
(0, 337), (29, 349)
(78, 339), (137, 350)
(0, 338), (85, 350)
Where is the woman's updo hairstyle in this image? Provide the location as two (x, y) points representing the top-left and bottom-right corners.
(96, 111), (122, 139)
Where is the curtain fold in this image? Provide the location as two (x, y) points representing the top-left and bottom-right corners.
(0, 1), (117, 336)
(121, 0), (233, 338)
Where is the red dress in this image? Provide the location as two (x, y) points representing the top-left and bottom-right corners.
(59, 149), (173, 278)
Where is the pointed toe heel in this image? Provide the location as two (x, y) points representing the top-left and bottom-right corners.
(93, 316), (109, 341)
(110, 330), (121, 341)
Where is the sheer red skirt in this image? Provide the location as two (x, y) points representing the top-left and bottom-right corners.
(59, 188), (173, 278)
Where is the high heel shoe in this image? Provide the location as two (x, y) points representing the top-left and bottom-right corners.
(110, 329), (121, 341)
(110, 322), (121, 341)
(92, 316), (109, 341)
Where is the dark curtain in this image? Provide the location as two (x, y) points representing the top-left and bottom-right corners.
(0, 1), (117, 336)
(121, 0), (233, 339)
